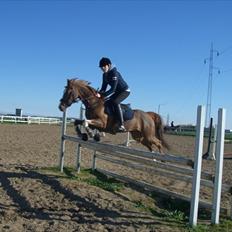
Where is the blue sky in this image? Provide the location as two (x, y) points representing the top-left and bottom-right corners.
(0, 1), (232, 129)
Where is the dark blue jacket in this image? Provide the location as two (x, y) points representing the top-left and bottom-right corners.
(99, 67), (129, 97)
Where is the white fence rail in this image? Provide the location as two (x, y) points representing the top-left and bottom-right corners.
(0, 115), (63, 125)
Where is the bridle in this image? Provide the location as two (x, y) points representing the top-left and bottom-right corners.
(62, 81), (101, 109)
(81, 94), (100, 109)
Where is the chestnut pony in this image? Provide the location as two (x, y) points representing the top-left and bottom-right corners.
(59, 79), (169, 153)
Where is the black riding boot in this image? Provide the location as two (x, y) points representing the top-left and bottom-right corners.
(115, 104), (126, 132)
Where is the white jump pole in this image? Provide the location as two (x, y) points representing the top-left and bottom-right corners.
(59, 111), (67, 172)
(80, 103), (84, 120)
(126, 132), (130, 146)
(125, 132), (135, 147)
(211, 108), (226, 224)
(189, 105), (205, 226)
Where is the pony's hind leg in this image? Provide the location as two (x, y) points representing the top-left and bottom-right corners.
(144, 137), (163, 153)
(151, 137), (163, 153)
(140, 138), (153, 152)
(130, 131), (143, 143)
(132, 130), (163, 153)
(140, 127), (163, 153)
(130, 131), (155, 152)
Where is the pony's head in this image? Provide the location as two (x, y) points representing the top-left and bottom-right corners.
(59, 78), (97, 112)
(59, 79), (79, 111)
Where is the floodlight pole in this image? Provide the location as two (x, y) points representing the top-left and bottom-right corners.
(205, 43), (213, 128)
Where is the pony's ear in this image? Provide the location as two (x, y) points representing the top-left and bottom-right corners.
(67, 79), (70, 85)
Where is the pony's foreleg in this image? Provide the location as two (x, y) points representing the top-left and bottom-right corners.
(74, 119), (84, 125)
(74, 124), (88, 141)
(84, 119), (106, 129)
(75, 125), (82, 137)
(85, 126), (94, 138)
(74, 119), (93, 139)
(80, 119), (105, 139)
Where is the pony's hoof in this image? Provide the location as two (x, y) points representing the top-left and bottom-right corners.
(82, 133), (88, 141)
(93, 134), (101, 142)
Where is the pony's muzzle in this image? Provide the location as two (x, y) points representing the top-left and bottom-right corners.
(58, 103), (66, 112)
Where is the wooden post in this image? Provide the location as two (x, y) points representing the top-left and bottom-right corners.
(211, 108), (226, 224)
(189, 105), (205, 226)
(59, 111), (67, 172)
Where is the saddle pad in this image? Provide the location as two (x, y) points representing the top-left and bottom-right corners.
(104, 102), (134, 121)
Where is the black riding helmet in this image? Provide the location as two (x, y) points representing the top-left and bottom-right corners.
(99, 57), (111, 67)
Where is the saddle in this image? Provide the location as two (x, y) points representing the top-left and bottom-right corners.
(104, 101), (134, 121)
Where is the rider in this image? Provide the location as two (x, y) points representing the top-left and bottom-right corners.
(98, 57), (130, 132)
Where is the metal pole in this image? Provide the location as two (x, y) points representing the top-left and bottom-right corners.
(189, 105), (205, 226)
(76, 144), (81, 173)
(59, 111), (67, 172)
(206, 43), (213, 128)
(126, 132), (130, 147)
(210, 124), (217, 160)
(203, 117), (213, 159)
(92, 150), (97, 170)
(79, 103), (84, 133)
(211, 108), (226, 224)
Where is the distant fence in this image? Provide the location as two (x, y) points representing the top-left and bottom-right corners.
(0, 115), (65, 125)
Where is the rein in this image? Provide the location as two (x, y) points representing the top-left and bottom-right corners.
(78, 89), (101, 109)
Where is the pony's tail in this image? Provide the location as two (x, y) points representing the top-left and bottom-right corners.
(146, 111), (170, 150)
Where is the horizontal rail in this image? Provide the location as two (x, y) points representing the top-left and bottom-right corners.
(63, 135), (232, 193)
(96, 150), (213, 181)
(63, 135), (194, 167)
(96, 168), (230, 216)
(96, 153), (231, 193)
(96, 153), (214, 188)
